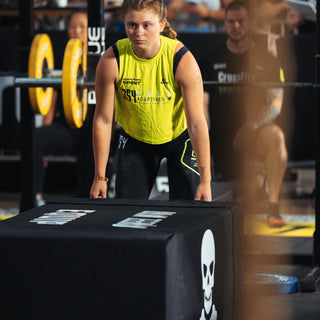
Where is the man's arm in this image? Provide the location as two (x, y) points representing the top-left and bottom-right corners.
(250, 87), (283, 129)
(189, 0), (234, 20)
(256, 1), (289, 20)
(90, 46), (118, 198)
(175, 45), (212, 201)
(188, 5), (226, 20)
(234, 87), (283, 150)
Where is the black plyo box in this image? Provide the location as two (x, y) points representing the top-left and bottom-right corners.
(0, 199), (242, 320)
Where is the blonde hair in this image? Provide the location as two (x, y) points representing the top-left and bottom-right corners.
(121, 0), (177, 39)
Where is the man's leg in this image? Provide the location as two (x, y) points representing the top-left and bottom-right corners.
(255, 124), (288, 226)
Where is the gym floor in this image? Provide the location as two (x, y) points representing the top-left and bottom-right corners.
(0, 168), (319, 319)
(241, 168), (320, 320)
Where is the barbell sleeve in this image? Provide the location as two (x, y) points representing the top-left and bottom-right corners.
(15, 77), (62, 88)
(46, 69), (63, 78)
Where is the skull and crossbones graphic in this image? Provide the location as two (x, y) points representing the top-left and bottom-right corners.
(199, 229), (217, 320)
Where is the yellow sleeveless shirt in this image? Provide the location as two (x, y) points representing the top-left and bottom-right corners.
(115, 35), (187, 144)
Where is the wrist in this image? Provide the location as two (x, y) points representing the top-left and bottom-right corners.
(94, 175), (108, 182)
(200, 176), (211, 184)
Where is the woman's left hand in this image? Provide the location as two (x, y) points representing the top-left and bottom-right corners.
(195, 181), (212, 201)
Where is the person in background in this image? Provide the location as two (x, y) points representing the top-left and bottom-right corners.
(250, 0), (289, 56)
(167, 0), (234, 32)
(34, 9), (88, 206)
(90, 0), (211, 201)
(284, 0), (316, 34)
(201, 1), (288, 227)
(254, 0), (315, 41)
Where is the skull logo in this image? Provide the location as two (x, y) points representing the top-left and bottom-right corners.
(200, 229), (217, 320)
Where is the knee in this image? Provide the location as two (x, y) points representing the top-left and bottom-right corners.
(257, 125), (288, 161)
(271, 126), (286, 147)
(268, 126), (288, 161)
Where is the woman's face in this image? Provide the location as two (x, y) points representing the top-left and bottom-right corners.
(124, 8), (165, 58)
(67, 12), (88, 46)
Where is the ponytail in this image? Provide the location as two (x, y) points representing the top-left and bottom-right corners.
(163, 21), (177, 39)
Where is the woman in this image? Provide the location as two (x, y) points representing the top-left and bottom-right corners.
(90, 0), (211, 201)
(34, 10), (88, 206)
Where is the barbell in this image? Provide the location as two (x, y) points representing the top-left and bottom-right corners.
(15, 33), (93, 128)
(15, 33), (317, 128)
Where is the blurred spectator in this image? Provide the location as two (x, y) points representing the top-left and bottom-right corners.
(285, 8), (304, 32)
(34, 9), (88, 206)
(167, 0), (234, 32)
(201, 1), (288, 227)
(285, 0), (316, 34)
(105, 0), (125, 32)
(254, 0), (316, 35)
(254, 0), (289, 31)
(251, 0), (316, 56)
(251, 0), (288, 56)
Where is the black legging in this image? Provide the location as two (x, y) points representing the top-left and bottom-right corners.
(115, 129), (200, 200)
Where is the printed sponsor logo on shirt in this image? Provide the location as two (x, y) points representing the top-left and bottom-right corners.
(122, 88), (172, 104)
(213, 63), (227, 70)
(123, 78), (141, 85)
(217, 71), (255, 83)
(217, 71), (255, 95)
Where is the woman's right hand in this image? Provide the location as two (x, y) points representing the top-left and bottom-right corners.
(89, 180), (108, 199)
